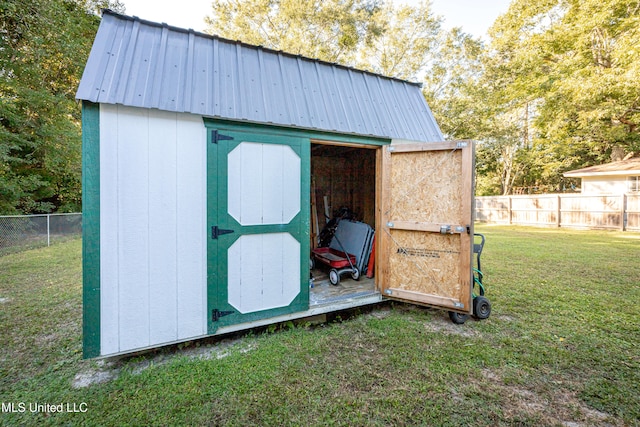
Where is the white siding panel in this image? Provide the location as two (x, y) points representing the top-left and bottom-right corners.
(228, 142), (301, 226)
(227, 233), (300, 314)
(240, 143), (263, 225)
(261, 233), (284, 309)
(241, 234), (263, 313)
(227, 236), (242, 313)
(117, 106), (151, 351)
(100, 105), (206, 355)
(176, 114), (207, 339)
(148, 110), (178, 344)
(100, 104), (120, 355)
(282, 146), (301, 224)
(282, 233), (301, 302)
(227, 144), (242, 224)
(262, 144), (285, 224)
(227, 234), (261, 313)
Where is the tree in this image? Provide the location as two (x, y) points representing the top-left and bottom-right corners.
(82, 0), (125, 15)
(476, 0), (640, 195)
(422, 27), (485, 140)
(0, 0), (122, 214)
(205, 0), (447, 84)
(205, 0), (383, 65)
(356, 1), (441, 80)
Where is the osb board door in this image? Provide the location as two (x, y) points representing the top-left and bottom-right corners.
(206, 127), (310, 333)
(378, 141), (475, 314)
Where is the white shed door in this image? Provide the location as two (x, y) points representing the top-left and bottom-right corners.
(206, 128), (309, 332)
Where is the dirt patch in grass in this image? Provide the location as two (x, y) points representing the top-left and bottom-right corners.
(495, 314), (517, 322)
(422, 314), (480, 337)
(475, 368), (616, 427)
(366, 306), (393, 320)
(72, 338), (256, 389)
(72, 362), (120, 388)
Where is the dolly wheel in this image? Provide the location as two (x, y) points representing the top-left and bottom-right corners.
(448, 311), (469, 325)
(350, 268), (360, 281)
(473, 296), (491, 320)
(329, 269), (340, 286)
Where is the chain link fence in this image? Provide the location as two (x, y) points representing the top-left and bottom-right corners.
(0, 213), (82, 256)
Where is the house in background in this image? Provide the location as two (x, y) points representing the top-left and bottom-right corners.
(563, 157), (640, 195)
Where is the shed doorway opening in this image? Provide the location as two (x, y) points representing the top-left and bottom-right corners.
(309, 141), (380, 306)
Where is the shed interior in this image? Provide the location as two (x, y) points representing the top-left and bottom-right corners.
(309, 142), (379, 305)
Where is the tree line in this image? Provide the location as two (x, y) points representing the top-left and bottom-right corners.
(1, 0), (638, 214)
(0, 0), (124, 214)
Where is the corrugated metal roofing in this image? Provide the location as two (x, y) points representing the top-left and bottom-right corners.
(77, 10), (444, 142)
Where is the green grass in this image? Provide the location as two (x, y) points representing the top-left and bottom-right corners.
(1, 226), (639, 426)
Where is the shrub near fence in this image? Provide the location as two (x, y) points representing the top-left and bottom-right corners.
(0, 213), (82, 255)
(476, 194), (640, 231)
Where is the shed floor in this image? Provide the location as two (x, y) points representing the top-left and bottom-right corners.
(309, 268), (377, 306)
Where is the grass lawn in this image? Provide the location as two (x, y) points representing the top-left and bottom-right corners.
(1, 225), (638, 426)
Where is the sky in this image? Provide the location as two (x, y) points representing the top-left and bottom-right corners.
(120, 0), (513, 40)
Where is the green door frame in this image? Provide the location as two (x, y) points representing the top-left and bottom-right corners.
(206, 124), (310, 333)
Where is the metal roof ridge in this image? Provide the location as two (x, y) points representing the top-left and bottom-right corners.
(100, 9), (423, 88)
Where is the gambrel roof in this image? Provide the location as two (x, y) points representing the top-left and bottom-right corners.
(76, 10), (444, 142)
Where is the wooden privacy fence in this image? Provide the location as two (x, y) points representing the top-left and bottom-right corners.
(475, 194), (640, 231)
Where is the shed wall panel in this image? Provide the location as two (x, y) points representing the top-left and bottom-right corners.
(176, 114), (208, 338)
(148, 111), (178, 344)
(116, 106), (151, 351)
(100, 105), (206, 354)
(100, 107), (120, 355)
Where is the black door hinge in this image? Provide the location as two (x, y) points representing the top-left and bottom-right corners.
(212, 309), (234, 322)
(211, 226), (235, 239)
(211, 130), (234, 144)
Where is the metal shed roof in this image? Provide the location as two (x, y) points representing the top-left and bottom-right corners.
(77, 10), (444, 142)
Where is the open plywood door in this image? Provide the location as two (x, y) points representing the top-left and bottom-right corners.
(378, 141), (475, 314)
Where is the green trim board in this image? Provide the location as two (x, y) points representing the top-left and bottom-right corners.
(206, 126), (311, 333)
(204, 118), (390, 147)
(82, 101), (101, 359)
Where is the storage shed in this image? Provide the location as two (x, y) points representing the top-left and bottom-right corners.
(77, 10), (476, 358)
